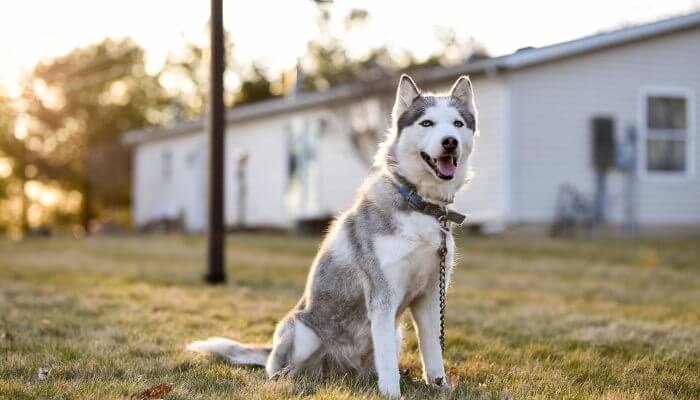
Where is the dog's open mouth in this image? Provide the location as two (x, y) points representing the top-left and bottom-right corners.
(420, 152), (458, 180)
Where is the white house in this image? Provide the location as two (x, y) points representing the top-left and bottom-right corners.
(122, 12), (700, 233)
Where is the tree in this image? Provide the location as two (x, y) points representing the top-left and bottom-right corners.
(0, 93), (17, 189)
(415, 27), (489, 68)
(0, 92), (21, 232)
(25, 38), (168, 231)
(299, 8), (489, 165)
(161, 30), (277, 119)
(234, 64), (275, 105)
(299, 8), (391, 91)
(161, 40), (215, 119)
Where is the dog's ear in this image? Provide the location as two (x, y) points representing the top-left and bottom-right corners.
(450, 75), (478, 133)
(392, 74), (421, 123)
(450, 75), (476, 113)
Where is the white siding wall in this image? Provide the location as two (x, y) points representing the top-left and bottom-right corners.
(133, 115), (299, 231)
(224, 115), (291, 228)
(133, 107), (371, 231)
(316, 107), (371, 216)
(223, 107), (371, 228)
(509, 28), (700, 225)
(133, 133), (206, 230)
(456, 77), (508, 225)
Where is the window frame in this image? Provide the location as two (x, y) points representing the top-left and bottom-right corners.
(637, 86), (696, 180)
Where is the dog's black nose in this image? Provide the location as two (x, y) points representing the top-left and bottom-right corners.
(442, 136), (458, 151)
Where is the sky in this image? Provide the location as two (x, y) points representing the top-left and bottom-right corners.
(1, 0), (699, 97)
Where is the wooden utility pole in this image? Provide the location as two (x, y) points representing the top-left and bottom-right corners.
(205, 0), (226, 284)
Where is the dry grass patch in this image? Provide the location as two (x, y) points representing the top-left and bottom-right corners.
(1, 233), (698, 399)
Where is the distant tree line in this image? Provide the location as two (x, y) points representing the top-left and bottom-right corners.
(0, 8), (487, 236)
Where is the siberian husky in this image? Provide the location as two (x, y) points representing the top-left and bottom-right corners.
(188, 74), (478, 398)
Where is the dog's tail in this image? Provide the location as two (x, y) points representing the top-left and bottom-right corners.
(187, 337), (271, 366)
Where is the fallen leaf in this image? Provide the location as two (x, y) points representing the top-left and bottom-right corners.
(134, 383), (172, 399)
(37, 368), (50, 381)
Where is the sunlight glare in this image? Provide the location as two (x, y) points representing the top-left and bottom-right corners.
(0, 0), (698, 98)
(24, 180), (43, 199)
(39, 190), (59, 207)
(0, 159), (12, 179)
(14, 114), (29, 140)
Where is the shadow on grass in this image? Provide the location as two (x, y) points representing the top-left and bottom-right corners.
(191, 356), (484, 399)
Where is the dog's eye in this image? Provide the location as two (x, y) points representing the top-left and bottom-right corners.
(454, 120), (464, 128)
(419, 120), (434, 127)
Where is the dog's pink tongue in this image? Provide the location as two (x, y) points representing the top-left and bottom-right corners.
(436, 157), (456, 176)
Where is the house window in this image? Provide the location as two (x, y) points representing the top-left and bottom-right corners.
(285, 117), (320, 218)
(641, 88), (694, 176)
(162, 150), (172, 181)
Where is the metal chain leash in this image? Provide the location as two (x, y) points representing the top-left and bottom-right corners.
(438, 218), (449, 353)
(390, 175), (465, 357)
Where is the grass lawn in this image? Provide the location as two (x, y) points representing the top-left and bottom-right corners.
(1, 233), (699, 399)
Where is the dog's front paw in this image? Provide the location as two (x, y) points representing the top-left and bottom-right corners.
(430, 376), (451, 392)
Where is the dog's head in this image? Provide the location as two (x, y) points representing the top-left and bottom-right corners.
(381, 74), (478, 202)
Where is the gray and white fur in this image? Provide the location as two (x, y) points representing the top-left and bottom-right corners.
(188, 74), (478, 398)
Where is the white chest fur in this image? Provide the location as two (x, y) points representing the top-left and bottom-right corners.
(374, 212), (452, 305)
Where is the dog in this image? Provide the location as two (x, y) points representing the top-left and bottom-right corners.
(188, 74), (478, 398)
